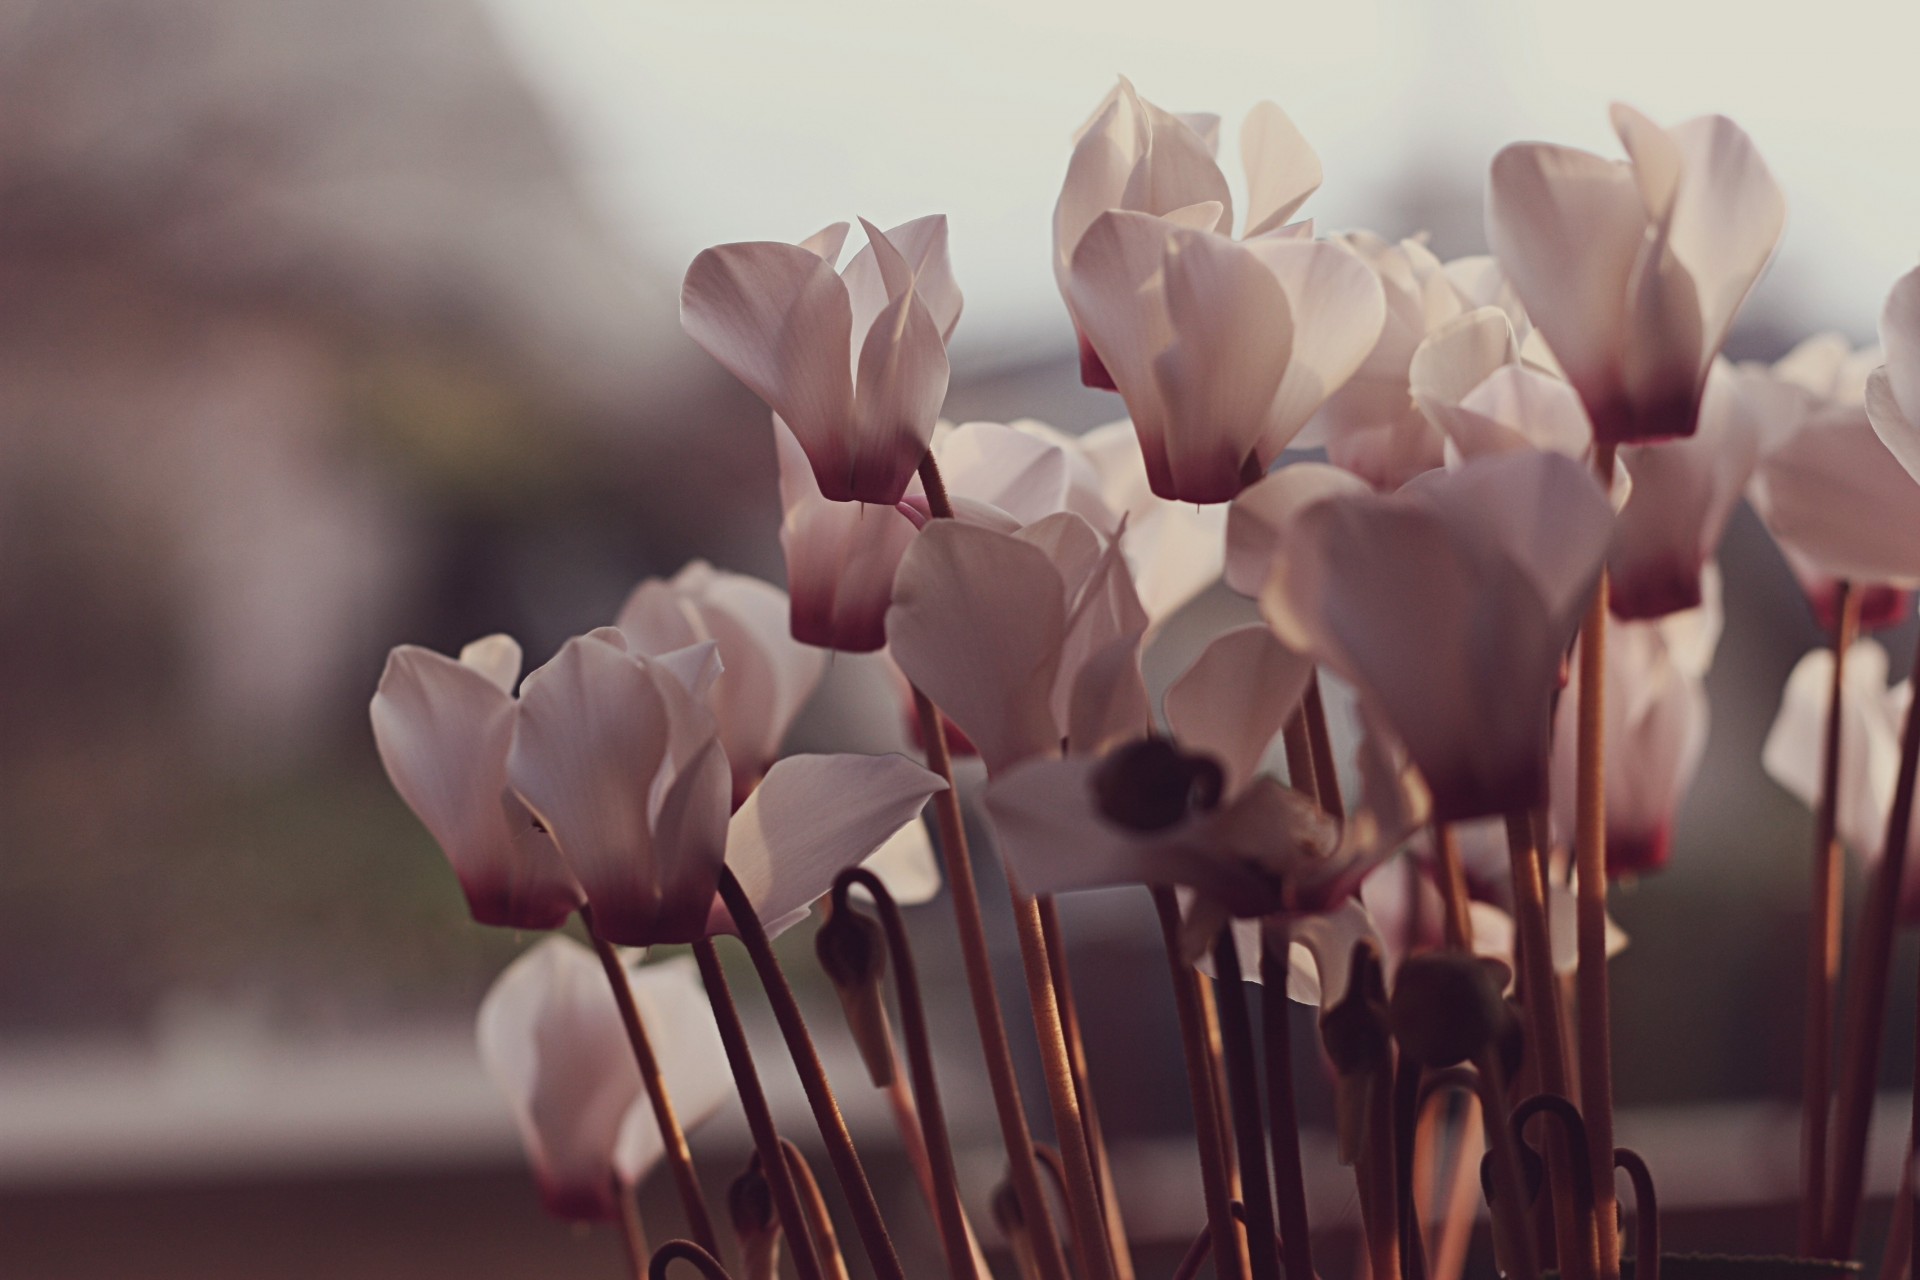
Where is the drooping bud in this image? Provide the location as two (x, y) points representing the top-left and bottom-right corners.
(1388, 950), (1511, 1069)
(815, 906), (896, 1087)
(1319, 940), (1391, 1164)
(728, 1156), (782, 1280)
(1092, 737), (1225, 832)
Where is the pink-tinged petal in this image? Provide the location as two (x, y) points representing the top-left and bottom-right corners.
(1752, 406), (1920, 587)
(1273, 900), (1380, 1010)
(798, 222), (850, 264)
(612, 956), (731, 1187)
(1077, 420), (1225, 622)
(712, 753), (945, 937)
(681, 244), (856, 496)
(1224, 462), (1369, 597)
(937, 421), (1073, 525)
(1240, 101), (1322, 238)
(371, 644), (581, 930)
(1120, 93), (1236, 235)
(460, 634), (523, 694)
(1868, 364), (1920, 487)
(1046, 518), (1150, 750)
(1486, 143), (1647, 435)
(1879, 267), (1920, 455)
(1780, 544), (1916, 634)
(843, 214), (963, 343)
(858, 817), (942, 906)
(845, 273), (949, 503)
(1143, 229), (1293, 502)
(1067, 633), (1155, 761)
(1610, 365), (1761, 619)
(887, 521), (1067, 774)
(1408, 306), (1525, 453)
(1453, 364), (1593, 459)
(1244, 238), (1387, 458)
(508, 638), (727, 946)
(776, 420), (918, 653)
(1164, 625), (1314, 794)
(1609, 103), (1684, 224)
(648, 641), (724, 708)
(1067, 212), (1181, 488)
(477, 937), (639, 1222)
(1619, 211), (1706, 441)
(1176, 111), (1222, 155)
(1661, 113), (1785, 362)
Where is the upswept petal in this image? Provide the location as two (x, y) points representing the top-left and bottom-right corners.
(798, 222), (850, 263)
(1873, 266), (1920, 480)
(1486, 143), (1647, 433)
(1453, 364), (1594, 459)
(1164, 625), (1315, 795)
(371, 643), (581, 930)
(936, 421), (1074, 525)
(1224, 462), (1369, 596)
(1240, 101), (1322, 238)
(1752, 405), (1920, 587)
(858, 816), (943, 906)
(840, 214), (963, 344)
(887, 521), (1068, 774)
(611, 956), (731, 1187)
(1619, 210), (1706, 441)
(1078, 420), (1226, 622)
(776, 420), (917, 653)
(1408, 306), (1524, 450)
(1243, 237), (1387, 459)
(682, 243), (856, 490)
(848, 270), (950, 505)
(1068, 211), (1181, 482)
(1661, 113), (1786, 360)
(1867, 367), (1920, 487)
(461, 634), (523, 695)
(477, 937), (640, 1222)
(711, 753), (945, 937)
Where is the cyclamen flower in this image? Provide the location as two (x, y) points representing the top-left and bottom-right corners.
(1258, 450), (1614, 822)
(1067, 213), (1385, 503)
(371, 634), (582, 930)
(682, 216), (962, 506)
(506, 629), (944, 944)
(1487, 105), (1784, 445)
(477, 940), (729, 1222)
(1765, 639), (1920, 919)
(1551, 583), (1720, 876)
(1053, 79), (1322, 388)
(1408, 307), (1591, 462)
(615, 561), (825, 803)
(1868, 265), (1920, 486)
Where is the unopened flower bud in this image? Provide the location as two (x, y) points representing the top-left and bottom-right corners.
(1389, 951), (1511, 1069)
(815, 908), (896, 1087)
(1093, 737), (1225, 832)
(1319, 941), (1391, 1078)
(729, 1157), (782, 1280)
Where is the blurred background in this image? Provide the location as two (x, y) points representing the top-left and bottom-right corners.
(6, 0), (1920, 1275)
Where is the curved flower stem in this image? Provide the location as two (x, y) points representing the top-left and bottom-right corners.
(1613, 1148), (1659, 1280)
(1505, 813), (1593, 1280)
(1471, 1053), (1542, 1280)
(908, 684), (1073, 1280)
(1302, 673), (1346, 820)
(1010, 888), (1118, 1280)
(1824, 631), (1920, 1258)
(1153, 889), (1248, 1280)
(1171, 1217), (1217, 1280)
(1258, 944), (1318, 1280)
(1039, 895), (1136, 1280)
(650, 1240), (738, 1280)
(713, 869), (905, 1280)
(1801, 582), (1860, 1254)
(1426, 1088), (1484, 1280)
(617, 1178), (652, 1280)
(1576, 441), (1620, 1280)
(1211, 929), (1284, 1280)
(779, 1140), (851, 1280)
(835, 868), (982, 1280)
(689, 939), (823, 1280)
(1429, 824), (1474, 953)
(583, 908), (721, 1258)
(1200, 978), (1246, 1203)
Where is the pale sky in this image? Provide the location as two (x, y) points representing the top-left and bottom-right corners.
(481, 0), (1920, 369)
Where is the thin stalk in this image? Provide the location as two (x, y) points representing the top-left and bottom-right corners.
(1575, 441), (1620, 1280)
(1355, 1057), (1401, 1280)
(1010, 888), (1118, 1280)
(1154, 888), (1249, 1280)
(584, 909), (721, 1258)
(1172, 1218), (1217, 1280)
(690, 939), (824, 1280)
(907, 548), (1071, 1280)
(837, 869), (982, 1280)
(1211, 929), (1285, 1280)
(1200, 978), (1246, 1203)
(650, 1240), (737, 1280)
(1397, 1058), (1427, 1280)
(1429, 824), (1474, 953)
(1505, 813), (1594, 1280)
(1801, 583), (1861, 1254)
(780, 1141), (852, 1280)
(1429, 1093), (1485, 1280)
(1472, 1052), (1542, 1280)
(1259, 945), (1318, 1280)
(618, 1179), (652, 1280)
(1039, 895), (1136, 1280)
(714, 869), (904, 1280)
(1302, 673), (1346, 819)
(1282, 711), (1321, 805)
(1824, 633), (1920, 1258)
(883, 1072), (995, 1280)
(1613, 1149), (1659, 1280)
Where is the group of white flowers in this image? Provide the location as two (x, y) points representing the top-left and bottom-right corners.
(370, 77), (1920, 1280)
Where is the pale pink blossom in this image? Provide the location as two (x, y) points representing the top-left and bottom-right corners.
(1261, 450), (1614, 822)
(1866, 265), (1920, 484)
(506, 630), (944, 945)
(683, 217), (961, 505)
(476, 940), (729, 1222)
(371, 634), (582, 930)
(1487, 105), (1784, 444)
(1408, 307), (1591, 462)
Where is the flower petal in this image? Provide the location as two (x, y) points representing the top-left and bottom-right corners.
(611, 955), (732, 1186)
(1240, 100), (1322, 238)
(1224, 462), (1370, 597)
(858, 816), (943, 906)
(1753, 406), (1920, 586)
(1164, 625), (1314, 795)
(1874, 266), (1920, 480)
(776, 420), (918, 653)
(1244, 238), (1387, 457)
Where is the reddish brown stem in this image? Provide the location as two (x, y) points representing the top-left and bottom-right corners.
(583, 909), (721, 1259)
(1614, 1148), (1659, 1280)
(1259, 944), (1318, 1280)
(1302, 672), (1346, 819)
(689, 939), (823, 1280)
(1430, 824), (1474, 954)
(1825, 633), (1920, 1258)
(1211, 929), (1285, 1280)
(1802, 583), (1861, 1253)
(780, 1140), (851, 1280)
(650, 1239), (738, 1280)
(618, 1178), (652, 1280)
(714, 869), (904, 1280)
